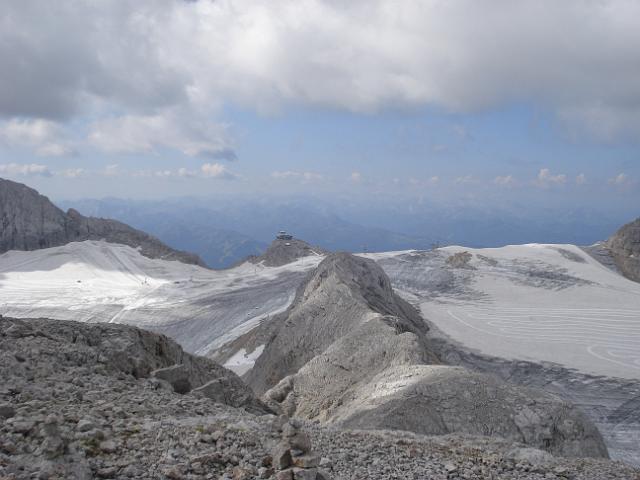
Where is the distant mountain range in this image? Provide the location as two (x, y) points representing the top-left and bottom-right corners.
(58, 195), (635, 269)
(58, 197), (432, 268)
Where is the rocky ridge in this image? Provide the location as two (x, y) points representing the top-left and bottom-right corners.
(0, 177), (204, 266)
(606, 216), (640, 282)
(246, 238), (326, 268)
(217, 253), (609, 459)
(1, 315), (638, 480)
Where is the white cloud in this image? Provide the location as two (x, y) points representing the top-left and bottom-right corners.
(60, 168), (86, 178)
(0, 119), (74, 156)
(271, 170), (324, 183)
(494, 175), (516, 187)
(88, 113), (234, 159)
(535, 168), (566, 188)
(0, 163), (52, 177)
(2, 1), (640, 140)
(407, 176), (440, 187)
(177, 167), (196, 178)
(608, 173), (634, 188)
(454, 175), (478, 185)
(576, 173), (587, 185)
(101, 164), (121, 177)
(201, 163), (237, 180)
(271, 171), (299, 179)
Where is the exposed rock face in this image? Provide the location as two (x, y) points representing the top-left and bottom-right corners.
(0, 177), (205, 266)
(1, 318), (636, 479)
(246, 238), (327, 267)
(239, 252), (433, 394)
(0, 316), (270, 414)
(606, 217), (640, 282)
(224, 253), (608, 458)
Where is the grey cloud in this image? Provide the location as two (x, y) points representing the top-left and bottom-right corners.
(1, 1), (640, 140)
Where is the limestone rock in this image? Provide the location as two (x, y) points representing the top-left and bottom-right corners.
(231, 253), (608, 458)
(0, 177), (205, 266)
(606, 217), (640, 282)
(246, 238), (327, 267)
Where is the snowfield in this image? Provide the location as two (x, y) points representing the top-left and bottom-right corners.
(0, 240), (322, 355)
(363, 244), (640, 380)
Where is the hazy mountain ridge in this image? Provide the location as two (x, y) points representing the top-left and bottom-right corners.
(58, 197), (433, 267)
(59, 196), (636, 269)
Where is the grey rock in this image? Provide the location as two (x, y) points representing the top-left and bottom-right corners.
(99, 440), (118, 453)
(606, 217), (640, 282)
(246, 238), (327, 268)
(272, 442), (293, 470)
(151, 364), (192, 394)
(234, 253), (607, 458)
(292, 454), (320, 468)
(275, 470), (294, 480)
(507, 447), (554, 465)
(0, 316), (270, 415)
(77, 418), (96, 432)
(316, 469), (332, 480)
(0, 312), (636, 480)
(0, 177), (205, 266)
(0, 403), (15, 419)
(292, 467), (318, 480)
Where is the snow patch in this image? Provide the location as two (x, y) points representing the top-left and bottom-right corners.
(224, 345), (265, 376)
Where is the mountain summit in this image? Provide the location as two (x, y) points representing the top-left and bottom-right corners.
(246, 235), (327, 267)
(0, 177), (205, 266)
(217, 252), (608, 458)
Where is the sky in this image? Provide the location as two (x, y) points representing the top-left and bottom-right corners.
(0, 0), (639, 212)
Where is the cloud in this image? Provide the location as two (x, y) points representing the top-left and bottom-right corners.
(494, 175), (516, 187)
(60, 168), (86, 178)
(0, 119), (74, 156)
(2, 1), (640, 140)
(535, 168), (566, 188)
(88, 113), (234, 158)
(454, 175), (478, 185)
(0, 163), (52, 177)
(576, 173), (587, 185)
(350, 171), (362, 183)
(177, 167), (196, 178)
(608, 173), (634, 188)
(271, 171), (324, 183)
(201, 163), (237, 180)
(407, 176), (440, 187)
(101, 164), (121, 177)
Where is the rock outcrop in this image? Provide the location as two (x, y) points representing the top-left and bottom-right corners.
(606, 217), (640, 282)
(222, 253), (609, 459)
(0, 316), (269, 414)
(1, 315), (637, 479)
(246, 238), (327, 267)
(0, 177), (205, 266)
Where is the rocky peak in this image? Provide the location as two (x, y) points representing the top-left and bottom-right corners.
(233, 252), (431, 394)
(606, 217), (640, 282)
(216, 251), (609, 459)
(247, 237), (326, 267)
(0, 177), (205, 267)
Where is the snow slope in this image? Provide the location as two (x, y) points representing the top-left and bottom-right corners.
(362, 244), (640, 380)
(0, 240), (322, 355)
